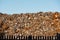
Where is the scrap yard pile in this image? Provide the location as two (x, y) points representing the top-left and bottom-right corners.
(0, 12), (60, 36)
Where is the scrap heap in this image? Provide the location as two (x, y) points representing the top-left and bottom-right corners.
(0, 12), (60, 36)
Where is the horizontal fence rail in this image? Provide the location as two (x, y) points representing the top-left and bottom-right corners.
(0, 33), (60, 40)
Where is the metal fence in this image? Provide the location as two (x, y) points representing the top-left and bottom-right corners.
(0, 33), (60, 40)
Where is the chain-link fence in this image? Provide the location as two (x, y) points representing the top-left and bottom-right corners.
(0, 33), (60, 40)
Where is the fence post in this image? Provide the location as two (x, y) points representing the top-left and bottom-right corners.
(57, 33), (60, 40)
(28, 35), (32, 40)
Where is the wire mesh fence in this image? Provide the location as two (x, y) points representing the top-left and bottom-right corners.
(0, 33), (60, 40)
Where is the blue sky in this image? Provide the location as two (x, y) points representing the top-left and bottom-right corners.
(0, 0), (60, 14)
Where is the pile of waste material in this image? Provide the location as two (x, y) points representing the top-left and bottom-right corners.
(0, 12), (60, 36)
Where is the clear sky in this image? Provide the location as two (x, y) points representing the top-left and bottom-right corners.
(0, 0), (60, 14)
